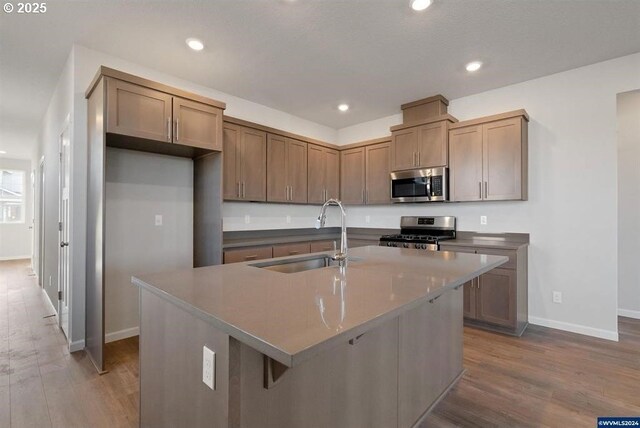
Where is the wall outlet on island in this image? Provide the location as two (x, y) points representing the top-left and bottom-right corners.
(202, 346), (215, 390)
(480, 216), (487, 225)
(553, 291), (562, 304)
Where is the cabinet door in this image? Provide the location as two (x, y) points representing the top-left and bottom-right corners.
(286, 139), (308, 204)
(417, 121), (448, 168)
(325, 149), (340, 201)
(310, 240), (337, 253)
(106, 78), (172, 142)
(307, 145), (326, 204)
(266, 134), (288, 202)
(223, 124), (241, 200)
(476, 268), (517, 328)
(462, 280), (477, 319)
(240, 128), (267, 201)
(223, 246), (273, 264)
(272, 242), (311, 258)
(173, 97), (222, 150)
(483, 118), (523, 201)
(365, 143), (391, 204)
(391, 128), (418, 171)
(340, 148), (366, 205)
(449, 125), (483, 201)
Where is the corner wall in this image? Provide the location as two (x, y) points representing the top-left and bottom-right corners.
(617, 90), (640, 319)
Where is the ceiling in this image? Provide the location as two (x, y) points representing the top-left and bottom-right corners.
(1, 0), (639, 160)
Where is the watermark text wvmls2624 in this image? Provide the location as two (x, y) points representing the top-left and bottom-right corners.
(3, 3), (47, 14)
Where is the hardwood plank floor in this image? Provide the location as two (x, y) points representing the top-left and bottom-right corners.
(1, 259), (638, 427)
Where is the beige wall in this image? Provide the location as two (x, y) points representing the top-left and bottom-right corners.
(617, 90), (640, 319)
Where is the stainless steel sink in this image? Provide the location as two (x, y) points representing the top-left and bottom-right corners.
(251, 255), (358, 274)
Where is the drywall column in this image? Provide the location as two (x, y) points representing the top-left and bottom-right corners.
(617, 90), (640, 319)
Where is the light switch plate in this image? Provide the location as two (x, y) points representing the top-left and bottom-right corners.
(155, 214), (163, 226)
(203, 346), (215, 390)
(365, 215), (371, 224)
(552, 291), (562, 304)
(286, 215), (291, 224)
(244, 215), (251, 224)
(480, 216), (487, 225)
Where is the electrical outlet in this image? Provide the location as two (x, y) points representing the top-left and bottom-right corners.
(553, 291), (562, 304)
(202, 346), (215, 390)
(286, 215), (291, 224)
(49, 276), (52, 288)
(365, 215), (371, 224)
(480, 216), (487, 225)
(244, 215), (251, 224)
(155, 214), (163, 226)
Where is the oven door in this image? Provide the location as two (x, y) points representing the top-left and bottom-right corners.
(390, 167), (448, 202)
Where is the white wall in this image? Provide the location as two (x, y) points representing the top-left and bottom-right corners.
(0, 158), (32, 260)
(617, 90), (640, 319)
(105, 148), (193, 341)
(36, 50), (74, 320)
(335, 53), (640, 340)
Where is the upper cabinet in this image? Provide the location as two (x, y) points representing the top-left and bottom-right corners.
(105, 76), (224, 151)
(223, 123), (267, 201)
(267, 135), (308, 204)
(308, 145), (340, 204)
(449, 110), (529, 202)
(340, 141), (392, 205)
(390, 116), (456, 171)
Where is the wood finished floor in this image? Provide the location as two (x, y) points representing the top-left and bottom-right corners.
(1, 259), (638, 427)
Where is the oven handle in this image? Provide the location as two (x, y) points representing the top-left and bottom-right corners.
(426, 177), (432, 201)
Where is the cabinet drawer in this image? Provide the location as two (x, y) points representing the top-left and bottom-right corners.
(310, 240), (337, 253)
(439, 245), (516, 270)
(223, 246), (273, 264)
(272, 242), (311, 258)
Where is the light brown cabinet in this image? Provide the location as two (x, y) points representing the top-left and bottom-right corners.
(440, 243), (528, 336)
(340, 147), (366, 204)
(272, 242), (311, 258)
(106, 78), (222, 150)
(390, 119), (451, 171)
(309, 240), (337, 253)
(449, 113), (528, 202)
(267, 135), (308, 203)
(365, 143), (391, 204)
(223, 124), (267, 201)
(223, 246), (273, 264)
(308, 145), (340, 204)
(340, 142), (392, 205)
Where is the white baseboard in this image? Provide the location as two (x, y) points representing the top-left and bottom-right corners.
(105, 326), (139, 343)
(618, 308), (640, 319)
(0, 255), (31, 261)
(69, 340), (85, 353)
(528, 316), (619, 342)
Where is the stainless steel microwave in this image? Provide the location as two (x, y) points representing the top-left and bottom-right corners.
(390, 167), (448, 203)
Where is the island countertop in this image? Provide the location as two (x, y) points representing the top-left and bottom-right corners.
(132, 246), (507, 367)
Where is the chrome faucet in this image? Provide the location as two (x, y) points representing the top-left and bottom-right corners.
(316, 199), (348, 267)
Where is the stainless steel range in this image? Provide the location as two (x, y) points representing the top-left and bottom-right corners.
(379, 216), (456, 251)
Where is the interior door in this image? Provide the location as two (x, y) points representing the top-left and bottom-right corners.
(58, 122), (71, 338)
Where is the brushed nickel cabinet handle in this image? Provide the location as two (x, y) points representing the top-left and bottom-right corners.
(175, 118), (180, 142)
(479, 182), (482, 199)
(245, 255), (258, 260)
(167, 118), (171, 142)
(289, 251), (299, 255)
(484, 181), (488, 199)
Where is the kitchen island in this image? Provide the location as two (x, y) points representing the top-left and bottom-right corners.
(132, 245), (507, 428)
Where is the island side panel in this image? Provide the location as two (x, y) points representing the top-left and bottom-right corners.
(232, 319), (399, 428)
(398, 287), (464, 427)
(139, 289), (229, 427)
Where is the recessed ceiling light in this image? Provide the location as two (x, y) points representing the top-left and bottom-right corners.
(338, 104), (349, 112)
(465, 61), (483, 72)
(411, 0), (433, 11)
(186, 38), (204, 51)
(0, 150), (6, 154)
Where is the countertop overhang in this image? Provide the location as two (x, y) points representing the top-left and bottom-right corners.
(132, 246), (507, 367)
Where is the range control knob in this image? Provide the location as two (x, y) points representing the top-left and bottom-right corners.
(402, 243), (409, 248)
(421, 244), (427, 249)
(414, 244), (420, 249)
(387, 242), (392, 247)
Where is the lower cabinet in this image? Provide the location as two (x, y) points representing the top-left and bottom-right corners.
(272, 242), (310, 258)
(223, 246), (273, 264)
(309, 240), (337, 252)
(440, 244), (528, 336)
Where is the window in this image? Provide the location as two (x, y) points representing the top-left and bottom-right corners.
(0, 169), (25, 224)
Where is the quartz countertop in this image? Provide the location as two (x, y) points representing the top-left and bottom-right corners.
(132, 246), (507, 367)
